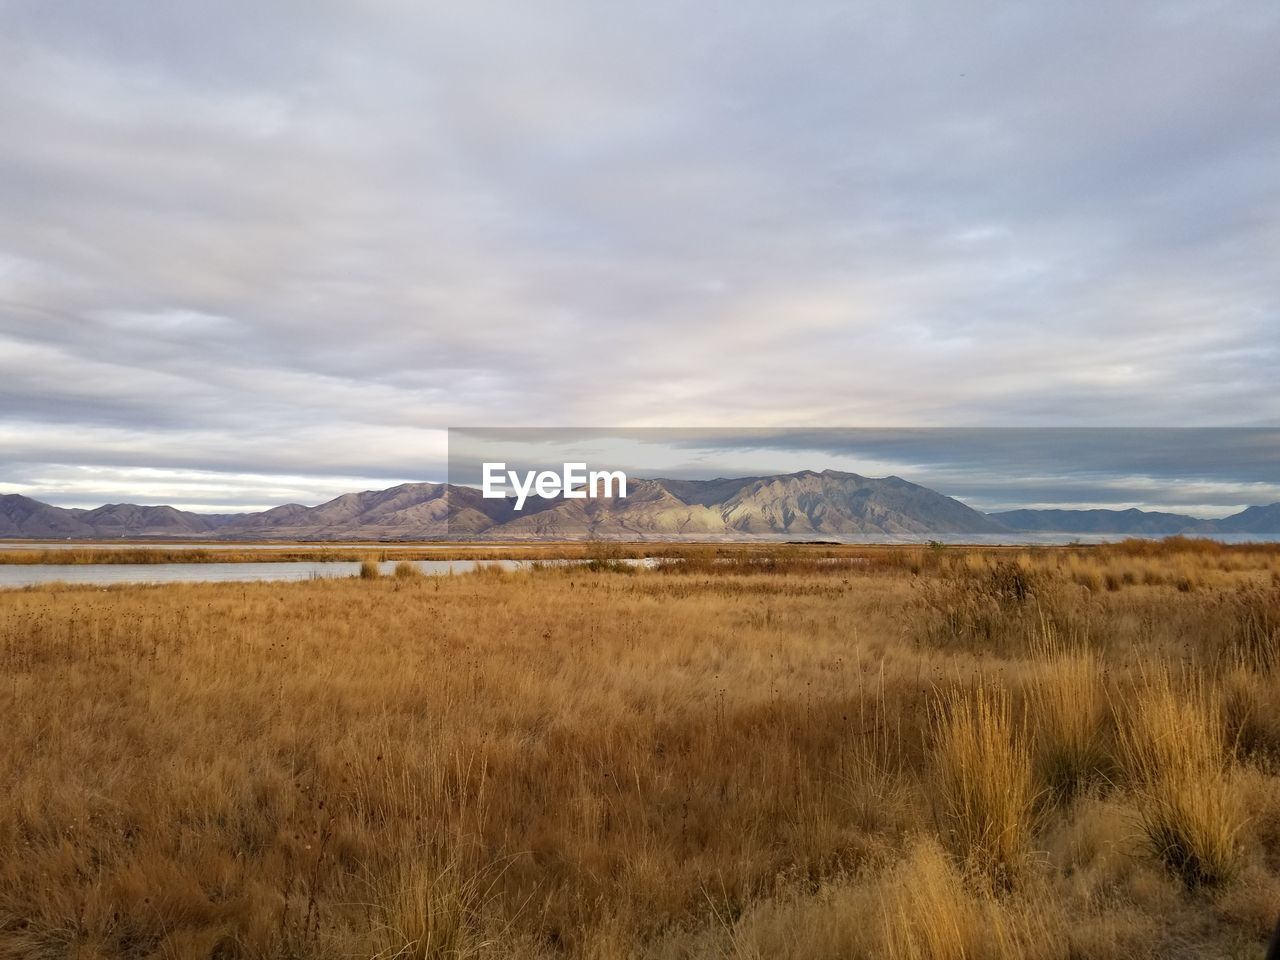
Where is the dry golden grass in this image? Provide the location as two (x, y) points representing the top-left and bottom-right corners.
(1027, 631), (1109, 802)
(1116, 669), (1246, 889)
(392, 561), (424, 580)
(2, 544), (1280, 958)
(931, 684), (1037, 888)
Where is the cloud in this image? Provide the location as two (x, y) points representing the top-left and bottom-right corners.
(1, 1), (1278, 509)
(447, 427), (1280, 517)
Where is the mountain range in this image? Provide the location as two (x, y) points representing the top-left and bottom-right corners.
(1, 471), (1278, 540)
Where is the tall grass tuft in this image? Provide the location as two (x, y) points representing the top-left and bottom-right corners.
(1028, 627), (1107, 802)
(918, 559), (1085, 656)
(931, 683), (1037, 889)
(1117, 669), (1244, 888)
(393, 560), (424, 579)
(1224, 586), (1280, 672)
(371, 848), (496, 960)
(360, 558), (383, 579)
(877, 838), (1057, 960)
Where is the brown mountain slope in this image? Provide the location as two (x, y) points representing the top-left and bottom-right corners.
(485, 471), (1008, 539)
(0, 472), (1006, 540)
(72, 504), (230, 537)
(0, 495), (94, 538)
(7, 475), (1277, 541)
(714, 470), (1006, 536)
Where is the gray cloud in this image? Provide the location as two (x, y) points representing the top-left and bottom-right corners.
(1, 1), (1278, 509)
(448, 428), (1280, 517)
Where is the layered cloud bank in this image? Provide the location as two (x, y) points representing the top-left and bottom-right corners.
(2, 2), (1278, 509)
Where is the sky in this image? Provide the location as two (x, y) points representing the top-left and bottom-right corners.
(1, 1), (1278, 512)
(448, 428), (1280, 517)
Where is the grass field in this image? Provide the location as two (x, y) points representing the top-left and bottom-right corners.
(2, 541), (1279, 958)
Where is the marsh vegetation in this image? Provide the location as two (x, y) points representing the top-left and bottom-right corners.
(1, 540), (1279, 958)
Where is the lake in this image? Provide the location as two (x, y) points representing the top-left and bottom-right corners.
(0, 559), (527, 589)
(1, 534), (1277, 588)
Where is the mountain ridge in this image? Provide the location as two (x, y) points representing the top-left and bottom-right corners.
(989, 507), (1205, 536)
(0, 471), (1005, 540)
(2, 477), (1278, 540)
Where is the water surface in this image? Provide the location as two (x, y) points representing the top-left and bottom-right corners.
(0, 559), (524, 589)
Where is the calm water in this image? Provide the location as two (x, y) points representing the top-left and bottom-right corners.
(0, 559), (526, 589)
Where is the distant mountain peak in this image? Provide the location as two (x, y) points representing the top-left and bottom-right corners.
(3, 482), (1278, 542)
